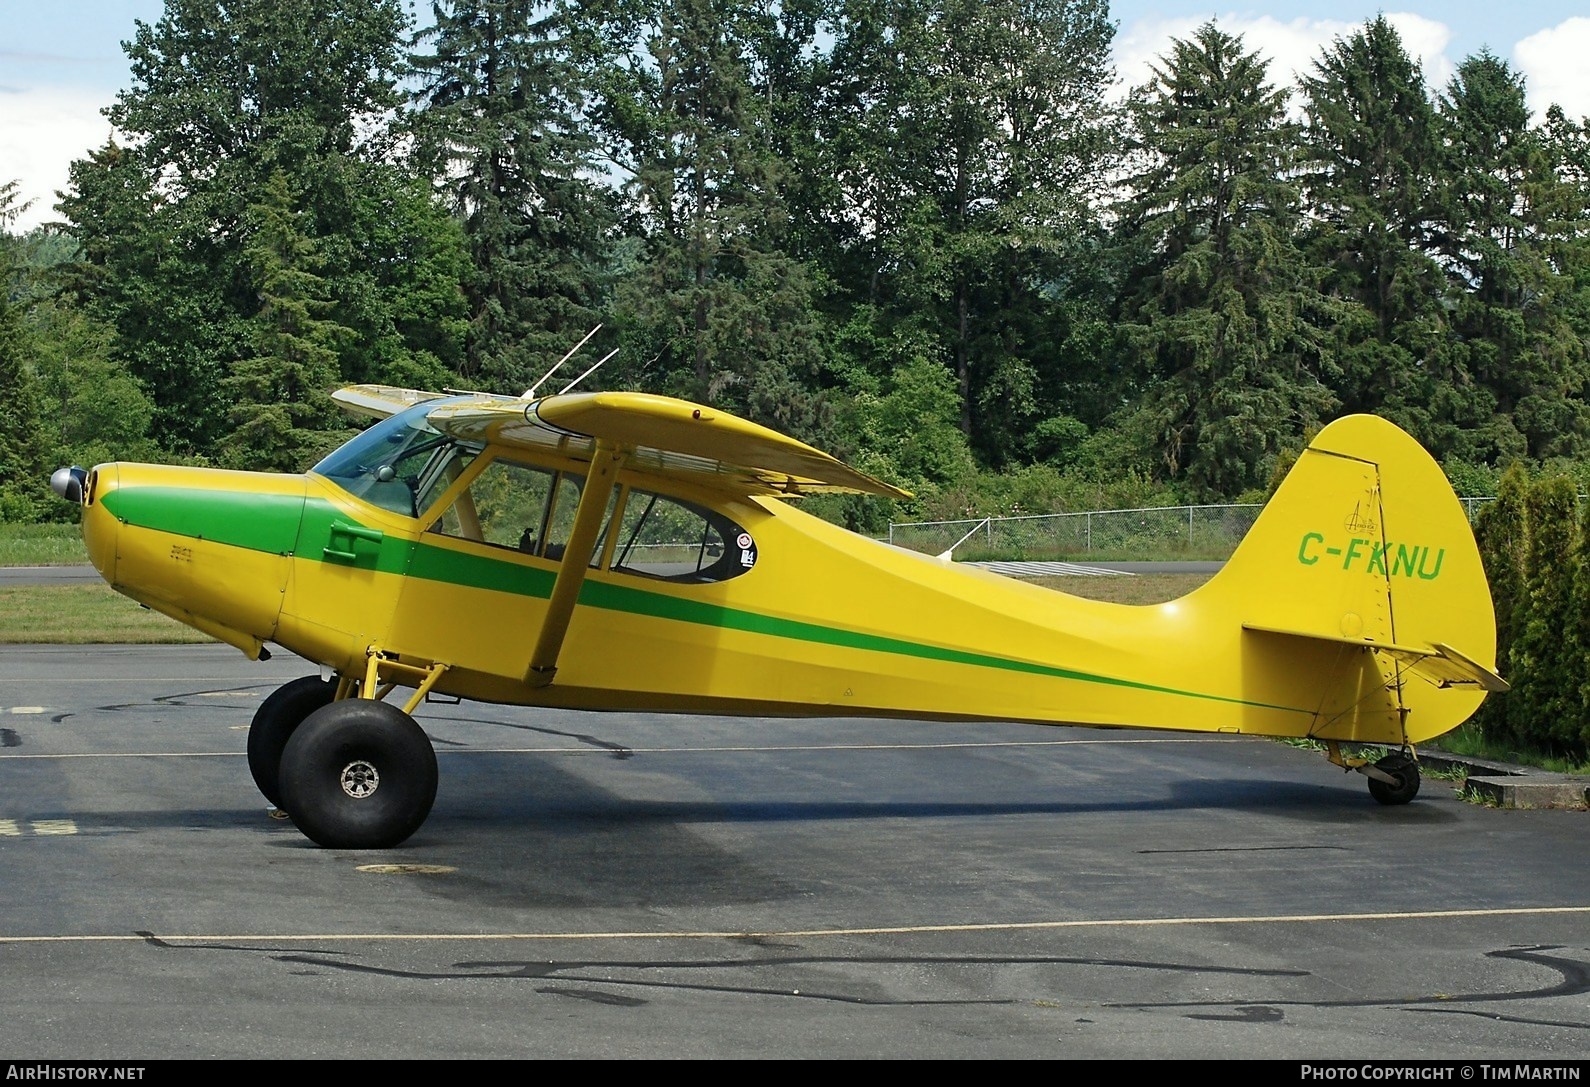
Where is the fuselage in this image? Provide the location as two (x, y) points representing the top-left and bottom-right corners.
(75, 433), (1478, 748)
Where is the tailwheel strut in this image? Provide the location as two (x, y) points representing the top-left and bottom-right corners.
(1324, 740), (1421, 806)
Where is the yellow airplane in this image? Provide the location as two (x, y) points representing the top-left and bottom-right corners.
(50, 384), (1507, 849)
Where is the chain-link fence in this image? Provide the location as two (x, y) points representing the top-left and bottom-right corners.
(888, 504), (1265, 561)
(890, 496), (1500, 562)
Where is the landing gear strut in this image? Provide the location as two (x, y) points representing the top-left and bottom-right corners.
(251, 654), (449, 848)
(1365, 751), (1421, 805)
(1325, 741), (1422, 805)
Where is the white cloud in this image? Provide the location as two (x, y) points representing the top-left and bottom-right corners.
(1112, 14), (1208, 96)
(1515, 17), (1590, 120)
(0, 84), (119, 231)
(1112, 10), (1456, 103)
(1380, 12), (1455, 92)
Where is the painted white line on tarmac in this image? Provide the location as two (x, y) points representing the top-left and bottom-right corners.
(2, 905), (1587, 945)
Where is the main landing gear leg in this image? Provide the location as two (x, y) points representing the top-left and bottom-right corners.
(1325, 741), (1422, 805)
(256, 653), (450, 849)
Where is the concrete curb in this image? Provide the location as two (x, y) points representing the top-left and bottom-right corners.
(1418, 750), (1589, 810)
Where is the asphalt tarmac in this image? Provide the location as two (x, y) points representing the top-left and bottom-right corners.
(2, 643), (1588, 1060)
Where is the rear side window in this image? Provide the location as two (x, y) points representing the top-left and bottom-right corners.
(608, 490), (757, 583)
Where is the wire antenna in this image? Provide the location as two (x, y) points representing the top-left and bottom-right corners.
(558, 348), (619, 395)
(523, 324), (601, 399)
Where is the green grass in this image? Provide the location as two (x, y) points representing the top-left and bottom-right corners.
(1028, 572), (1211, 605)
(1425, 721), (1590, 776)
(0, 584), (212, 644)
(0, 523), (88, 565)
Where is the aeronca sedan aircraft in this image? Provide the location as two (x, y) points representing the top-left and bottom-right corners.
(51, 381), (1507, 849)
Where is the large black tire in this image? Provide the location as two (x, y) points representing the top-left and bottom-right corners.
(1368, 752), (1421, 805)
(248, 675), (336, 807)
(278, 699), (438, 849)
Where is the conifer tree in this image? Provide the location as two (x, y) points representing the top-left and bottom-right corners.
(1117, 21), (1336, 497)
(60, 0), (467, 460)
(1431, 53), (1590, 463)
(409, 0), (612, 391)
(1298, 17), (1445, 438)
(1507, 475), (1581, 755)
(825, 0), (1120, 463)
(218, 170), (356, 471)
(0, 183), (51, 520)
(1471, 463), (1529, 742)
(1573, 490), (1590, 753)
(593, 0), (830, 439)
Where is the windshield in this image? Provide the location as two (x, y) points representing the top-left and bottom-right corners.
(312, 400), (477, 518)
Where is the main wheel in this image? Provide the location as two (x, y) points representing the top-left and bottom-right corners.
(248, 675), (336, 807)
(1367, 751), (1421, 805)
(278, 700), (438, 849)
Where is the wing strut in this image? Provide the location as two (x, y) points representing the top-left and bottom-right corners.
(525, 441), (624, 688)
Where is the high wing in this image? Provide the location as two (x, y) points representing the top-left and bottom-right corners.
(331, 384), (451, 420)
(334, 384), (910, 499)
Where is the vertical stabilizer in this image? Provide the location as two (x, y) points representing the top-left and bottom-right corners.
(1197, 416), (1499, 744)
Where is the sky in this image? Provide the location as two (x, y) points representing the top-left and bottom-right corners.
(2, 1), (1589, 232)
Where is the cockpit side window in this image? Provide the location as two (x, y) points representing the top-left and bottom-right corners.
(428, 454), (604, 560)
(430, 458), (555, 553)
(607, 488), (757, 583)
(313, 402), (476, 520)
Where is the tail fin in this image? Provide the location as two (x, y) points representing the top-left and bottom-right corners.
(1200, 415), (1503, 745)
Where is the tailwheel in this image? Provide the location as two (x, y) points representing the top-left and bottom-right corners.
(247, 675), (336, 808)
(1366, 751), (1421, 806)
(278, 699), (438, 849)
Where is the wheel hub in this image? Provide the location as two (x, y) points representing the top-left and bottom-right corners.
(339, 760), (380, 799)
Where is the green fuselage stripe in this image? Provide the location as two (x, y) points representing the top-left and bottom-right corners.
(102, 487), (306, 555)
(105, 484), (1306, 715)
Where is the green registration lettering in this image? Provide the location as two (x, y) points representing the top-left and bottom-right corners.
(1342, 537), (1367, 569)
(1417, 547), (1446, 580)
(1297, 533), (1443, 580)
(1298, 531), (1325, 565)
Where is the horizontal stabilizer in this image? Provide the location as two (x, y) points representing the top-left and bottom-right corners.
(1242, 623), (1509, 693)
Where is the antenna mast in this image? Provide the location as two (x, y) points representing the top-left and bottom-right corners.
(558, 348), (619, 395)
(523, 325), (601, 399)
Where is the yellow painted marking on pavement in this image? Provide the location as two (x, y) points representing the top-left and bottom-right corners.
(6, 707), (45, 714)
(1, 905), (1587, 944)
(0, 819), (77, 837)
(0, 752), (249, 759)
(356, 864), (458, 875)
(31, 820), (78, 835)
